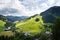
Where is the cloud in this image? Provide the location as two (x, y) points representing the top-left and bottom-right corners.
(0, 8), (19, 16)
(0, 0), (60, 16)
(55, 0), (60, 6)
(0, 0), (12, 9)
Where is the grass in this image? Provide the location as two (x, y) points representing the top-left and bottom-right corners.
(0, 20), (14, 36)
(0, 20), (6, 32)
(16, 15), (44, 35)
(0, 31), (14, 37)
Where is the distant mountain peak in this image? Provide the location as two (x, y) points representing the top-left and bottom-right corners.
(40, 6), (60, 23)
(0, 15), (29, 22)
(52, 6), (60, 8)
(6, 16), (29, 22)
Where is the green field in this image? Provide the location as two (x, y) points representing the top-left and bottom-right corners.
(0, 31), (14, 36)
(16, 15), (44, 34)
(0, 15), (45, 35)
(0, 20), (6, 32)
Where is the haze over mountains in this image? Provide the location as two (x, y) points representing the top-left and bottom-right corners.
(0, 6), (60, 23)
(6, 16), (29, 22)
(0, 15), (29, 22)
(6, 6), (60, 23)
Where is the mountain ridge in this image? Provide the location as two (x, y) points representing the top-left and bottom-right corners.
(40, 6), (60, 23)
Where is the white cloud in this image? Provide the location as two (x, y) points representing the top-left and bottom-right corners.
(0, 0), (11, 9)
(0, 0), (60, 16)
(40, 3), (49, 11)
(47, 0), (55, 5)
(55, 0), (60, 6)
(0, 0), (11, 4)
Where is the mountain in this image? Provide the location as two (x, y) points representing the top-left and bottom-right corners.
(6, 16), (29, 22)
(0, 15), (6, 32)
(0, 15), (7, 22)
(16, 15), (44, 34)
(40, 6), (60, 23)
(0, 15), (29, 22)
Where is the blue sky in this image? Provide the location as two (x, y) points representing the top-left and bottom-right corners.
(0, 0), (60, 16)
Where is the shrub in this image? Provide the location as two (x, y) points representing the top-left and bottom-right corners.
(52, 17), (60, 40)
(35, 18), (39, 22)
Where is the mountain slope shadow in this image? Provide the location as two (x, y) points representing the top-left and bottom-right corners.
(40, 6), (60, 23)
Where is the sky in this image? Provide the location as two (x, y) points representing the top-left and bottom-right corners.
(0, 0), (60, 16)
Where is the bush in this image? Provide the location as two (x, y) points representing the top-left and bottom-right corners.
(52, 17), (60, 40)
(35, 18), (39, 22)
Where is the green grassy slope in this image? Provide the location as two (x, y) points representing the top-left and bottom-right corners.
(16, 15), (44, 34)
(0, 31), (14, 36)
(0, 20), (6, 32)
